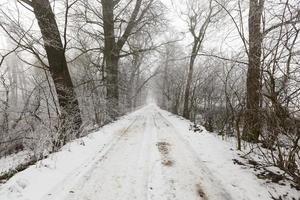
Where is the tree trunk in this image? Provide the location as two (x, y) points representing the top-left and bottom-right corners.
(161, 55), (169, 109)
(32, 0), (82, 144)
(106, 55), (120, 120)
(101, 0), (146, 119)
(183, 53), (196, 119)
(102, 0), (120, 120)
(243, 0), (264, 142)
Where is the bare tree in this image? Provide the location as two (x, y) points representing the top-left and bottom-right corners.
(242, 0), (265, 142)
(182, 0), (222, 119)
(101, 0), (159, 119)
(15, 0), (83, 146)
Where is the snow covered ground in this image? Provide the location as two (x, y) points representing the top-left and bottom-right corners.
(0, 151), (33, 178)
(0, 104), (299, 200)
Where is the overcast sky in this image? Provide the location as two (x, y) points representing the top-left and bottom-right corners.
(0, 0), (244, 57)
(161, 0), (245, 55)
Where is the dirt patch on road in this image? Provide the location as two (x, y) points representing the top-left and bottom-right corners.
(196, 184), (208, 200)
(157, 142), (170, 155)
(162, 159), (174, 166)
(157, 142), (174, 167)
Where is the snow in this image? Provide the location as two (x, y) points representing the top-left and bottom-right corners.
(0, 104), (299, 200)
(158, 109), (300, 200)
(0, 151), (32, 177)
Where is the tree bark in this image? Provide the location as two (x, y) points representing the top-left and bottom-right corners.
(101, 0), (121, 120)
(32, 0), (82, 143)
(243, 0), (264, 142)
(183, 49), (196, 119)
(101, 0), (146, 120)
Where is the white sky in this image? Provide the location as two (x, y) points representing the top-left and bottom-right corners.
(0, 0), (244, 58)
(159, 0), (245, 57)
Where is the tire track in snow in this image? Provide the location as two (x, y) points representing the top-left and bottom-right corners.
(155, 111), (233, 200)
(130, 114), (158, 200)
(59, 113), (155, 200)
(152, 114), (177, 200)
(43, 116), (140, 200)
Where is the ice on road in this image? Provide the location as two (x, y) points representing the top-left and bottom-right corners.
(0, 105), (279, 200)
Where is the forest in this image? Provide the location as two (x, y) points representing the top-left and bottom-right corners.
(0, 0), (299, 197)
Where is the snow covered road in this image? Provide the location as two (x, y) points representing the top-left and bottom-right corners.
(42, 106), (222, 200)
(1, 104), (296, 200)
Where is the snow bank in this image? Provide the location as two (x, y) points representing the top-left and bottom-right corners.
(0, 151), (33, 178)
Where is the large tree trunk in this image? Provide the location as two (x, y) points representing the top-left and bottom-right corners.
(102, 0), (120, 120)
(106, 55), (120, 120)
(101, 0), (145, 120)
(243, 0), (264, 142)
(32, 0), (82, 144)
(183, 51), (196, 119)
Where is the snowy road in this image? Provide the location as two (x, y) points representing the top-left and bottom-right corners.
(1, 105), (293, 200)
(39, 106), (231, 200)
